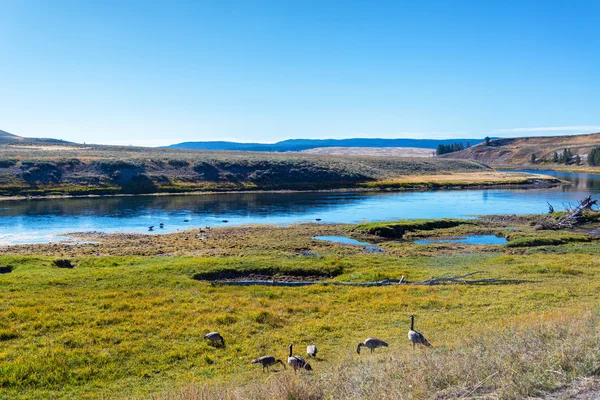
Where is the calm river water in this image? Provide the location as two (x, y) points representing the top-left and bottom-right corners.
(1, 169), (598, 245)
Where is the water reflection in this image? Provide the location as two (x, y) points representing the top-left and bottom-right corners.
(0, 170), (599, 245)
(509, 170), (600, 193)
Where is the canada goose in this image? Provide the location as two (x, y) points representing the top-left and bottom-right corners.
(159, 223), (164, 228)
(251, 355), (286, 372)
(315, 218), (322, 221)
(356, 338), (388, 354)
(203, 331), (225, 347)
(287, 344), (312, 372)
(222, 220), (229, 223)
(148, 226), (154, 231)
(184, 219), (189, 222)
(408, 315), (432, 349)
(306, 345), (317, 358)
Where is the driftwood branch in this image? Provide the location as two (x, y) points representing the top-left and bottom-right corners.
(210, 272), (525, 287)
(541, 195), (597, 230)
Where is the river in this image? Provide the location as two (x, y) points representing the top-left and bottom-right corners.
(1, 169), (598, 245)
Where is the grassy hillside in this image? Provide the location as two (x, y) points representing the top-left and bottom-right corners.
(441, 132), (600, 166)
(0, 142), (517, 197)
(0, 130), (21, 141)
(0, 216), (599, 399)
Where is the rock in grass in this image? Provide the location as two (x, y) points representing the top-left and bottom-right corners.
(53, 259), (74, 269)
(0, 265), (13, 274)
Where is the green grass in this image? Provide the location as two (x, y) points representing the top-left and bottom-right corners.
(0, 218), (599, 399)
(506, 234), (594, 247)
(353, 218), (469, 238)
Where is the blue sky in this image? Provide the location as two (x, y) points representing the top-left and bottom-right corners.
(1, 0), (599, 146)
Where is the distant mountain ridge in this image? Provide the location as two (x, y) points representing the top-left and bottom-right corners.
(165, 138), (484, 152)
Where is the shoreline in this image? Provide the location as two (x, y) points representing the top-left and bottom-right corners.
(494, 165), (600, 174)
(0, 175), (562, 202)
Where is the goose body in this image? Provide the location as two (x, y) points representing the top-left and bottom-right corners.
(306, 345), (317, 358)
(408, 315), (432, 349)
(287, 344), (312, 372)
(251, 355), (286, 372)
(203, 331), (225, 346)
(356, 337), (388, 354)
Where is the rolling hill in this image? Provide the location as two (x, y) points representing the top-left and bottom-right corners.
(0, 129), (72, 144)
(441, 132), (600, 165)
(0, 130), (22, 141)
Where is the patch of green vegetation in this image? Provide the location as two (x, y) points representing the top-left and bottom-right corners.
(190, 258), (345, 280)
(353, 218), (469, 238)
(506, 233), (594, 247)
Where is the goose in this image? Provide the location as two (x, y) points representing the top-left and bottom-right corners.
(356, 338), (388, 354)
(203, 331), (225, 347)
(251, 355), (286, 372)
(148, 226), (154, 231)
(159, 223), (164, 228)
(408, 315), (432, 349)
(306, 345), (317, 358)
(287, 344), (312, 372)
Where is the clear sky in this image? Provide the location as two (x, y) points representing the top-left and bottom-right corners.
(1, 0), (599, 146)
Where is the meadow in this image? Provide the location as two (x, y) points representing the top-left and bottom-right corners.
(0, 215), (599, 399)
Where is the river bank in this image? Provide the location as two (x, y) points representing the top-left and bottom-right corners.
(0, 171), (561, 201)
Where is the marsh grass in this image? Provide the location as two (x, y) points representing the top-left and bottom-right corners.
(0, 218), (599, 399)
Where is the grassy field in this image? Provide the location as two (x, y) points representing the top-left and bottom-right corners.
(0, 142), (562, 198)
(0, 214), (599, 399)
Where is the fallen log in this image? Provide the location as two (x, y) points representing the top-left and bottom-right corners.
(544, 195), (598, 229)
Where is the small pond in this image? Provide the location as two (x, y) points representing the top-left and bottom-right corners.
(312, 236), (385, 252)
(414, 235), (507, 245)
(313, 236), (370, 245)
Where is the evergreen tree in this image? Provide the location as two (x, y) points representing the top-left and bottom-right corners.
(553, 151), (559, 163)
(574, 154), (581, 165)
(563, 148), (572, 164)
(484, 136), (491, 146)
(530, 153), (536, 164)
(589, 148), (600, 166)
(436, 144), (443, 156)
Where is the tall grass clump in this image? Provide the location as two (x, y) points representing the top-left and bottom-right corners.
(154, 311), (599, 400)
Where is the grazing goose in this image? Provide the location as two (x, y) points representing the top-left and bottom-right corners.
(251, 355), (286, 372)
(287, 344), (312, 372)
(203, 331), (225, 347)
(408, 315), (432, 349)
(306, 345), (317, 358)
(356, 338), (388, 354)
